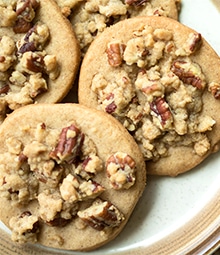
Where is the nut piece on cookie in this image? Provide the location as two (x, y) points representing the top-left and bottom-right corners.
(50, 124), (84, 164)
(77, 199), (125, 231)
(106, 152), (136, 190)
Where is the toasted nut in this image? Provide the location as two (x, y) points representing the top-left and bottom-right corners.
(188, 33), (202, 53)
(50, 124), (84, 163)
(13, 17), (32, 34)
(150, 97), (173, 128)
(13, 0), (40, 34)
(0, 84), (10, 95)
(105, 101), (117, 114)
(171, 60), (206, 89)
(106, 152), (136, 190)
(77, 199), (125, 231)
(20, 51), (44, 73)
(79, 180), (105, 200)
(106, 42), (126, 67)
(17, 23), (50, 54)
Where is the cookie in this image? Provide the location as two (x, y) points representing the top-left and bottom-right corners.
(78, 16), (220, 176)
(0, 103), (146, 251)
(54, 0), (181, 56)
(0, 0), (80, 123)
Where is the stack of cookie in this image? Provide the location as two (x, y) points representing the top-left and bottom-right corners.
(0, 0), (219, 252)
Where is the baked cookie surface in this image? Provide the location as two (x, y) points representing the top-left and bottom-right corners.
(0, 103), (146, 251)
(54, 0), (181, 55)
(78, 16), (220, 176)
(0, 0), (80, 123)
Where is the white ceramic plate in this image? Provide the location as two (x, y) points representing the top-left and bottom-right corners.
(0, 0), (220, 254)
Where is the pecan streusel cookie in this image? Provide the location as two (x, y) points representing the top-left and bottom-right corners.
(54, 0), (181, 56)
(0, 0), (80, 123)
(78, 16), (220, 176)
(0, 103), (146, 251)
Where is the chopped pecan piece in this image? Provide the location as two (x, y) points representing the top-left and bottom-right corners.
(106, 152), (136, 189)
(82, 155), (103, 174)
(208, 82), (220, 99)
(25, 52), (45, 73)
(105, 101), (117, 114)
(13, 18), (32, 34)
(18, 40), (36, 54)
(50, 124), (84, 163)
(13, 0), (40, 34)
(171, 60), (206, 90)
(150, 97), (173, 127)
(0, 84), (10, 95)
(76, 155), (103, 179)
(106, 42), (126, 67)
(79, 180), (105, 200)
(104, 93), (117, 113)
(141, 81), (164, 97)
(77, 199), (125, 231)
(18, 23), (50, 54)
(188, 33), (202, 53)
(60, 174), (105, 202)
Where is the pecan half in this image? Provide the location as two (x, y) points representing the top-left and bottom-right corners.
(77, 199), (125, 231)
(50, 124), (84, 163)
(106, 152), (136, 189)
(106, 42), (126, 67)
(171, 60), (206, 90)
(150, 97), (173, 127)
